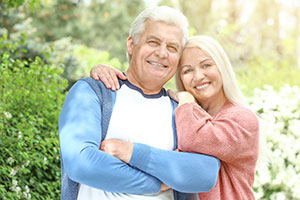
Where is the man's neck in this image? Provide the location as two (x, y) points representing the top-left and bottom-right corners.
(125, 71), (164, 95)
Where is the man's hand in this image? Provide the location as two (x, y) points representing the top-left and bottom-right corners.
(90, 64), (126, 91)
(160, 183), (171, 192)
(100, 139), (133, 163)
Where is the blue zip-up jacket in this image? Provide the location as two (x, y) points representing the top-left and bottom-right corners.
(59, 77), (220, 200)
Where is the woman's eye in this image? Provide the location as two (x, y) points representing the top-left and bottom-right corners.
(202, 64), (212, 68)
(183, 69), (192, 74)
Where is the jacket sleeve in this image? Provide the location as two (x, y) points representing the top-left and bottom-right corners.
(59, 80), (161, 194)
(175, 103), (260, 163)
(129, 143), (220, 193)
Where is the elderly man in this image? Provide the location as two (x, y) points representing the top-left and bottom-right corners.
(59, 6), (220, 200)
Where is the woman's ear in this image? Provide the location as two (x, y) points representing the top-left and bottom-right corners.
(127, 36), (134, 57)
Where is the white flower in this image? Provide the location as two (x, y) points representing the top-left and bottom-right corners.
(7, 157), (14, 165)
(251, 84), (300, 199)
(43, 157), (47, 164)
(18, 131), (22, 138)
(4, 112), (12, 119)
(12, 180), (18, 186)
(15, 186), (21, 194)
(23, 191), (31, 199)
(10, 168), (17, 176)
(25, 160), (30, 166)
(270, 192), (286, 200)
(25, 185), (30, 193)
(11, 180), (21, 194)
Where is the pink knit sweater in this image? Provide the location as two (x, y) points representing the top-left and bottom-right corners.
(175, 101), (259, 200)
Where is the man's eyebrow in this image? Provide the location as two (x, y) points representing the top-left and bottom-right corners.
(147, 35), (161, 41)
(147, 35), (180, 48)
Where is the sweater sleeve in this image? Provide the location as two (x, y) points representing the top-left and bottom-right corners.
(129, 143), (220, 193)
(175, 103), (259, 163)
(59, 80), (161, 194)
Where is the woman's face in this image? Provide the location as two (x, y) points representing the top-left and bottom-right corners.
(179, 47), (226, 105)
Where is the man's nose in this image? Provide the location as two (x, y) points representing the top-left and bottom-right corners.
(155, 45), (168, 58)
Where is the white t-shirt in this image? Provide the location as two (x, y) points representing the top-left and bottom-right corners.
(77, 81), (175, 200)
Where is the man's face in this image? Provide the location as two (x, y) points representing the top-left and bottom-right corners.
(126, 20), (183, 93)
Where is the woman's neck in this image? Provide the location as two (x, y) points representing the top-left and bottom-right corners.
(199, 96), (227, 117)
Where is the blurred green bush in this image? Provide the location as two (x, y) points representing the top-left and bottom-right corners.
(236, 55), (300, 97)
(49, 37), (127, 90)
(0, 18), (127, 199)
(0, 34), (68, 199)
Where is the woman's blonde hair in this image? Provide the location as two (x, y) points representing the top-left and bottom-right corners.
(175, 35), (247, 106)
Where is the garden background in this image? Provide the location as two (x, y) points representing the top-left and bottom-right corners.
(1, 0), (300, 199)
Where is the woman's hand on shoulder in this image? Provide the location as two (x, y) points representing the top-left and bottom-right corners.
(168, 90), (195, 106)
(90, 64), (126, 91)
(177, 91), (195, 106)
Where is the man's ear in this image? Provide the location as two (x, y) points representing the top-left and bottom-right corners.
(127, 36), (134, 56)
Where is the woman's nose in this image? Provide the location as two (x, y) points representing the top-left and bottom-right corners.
(193, 69), (205, 81)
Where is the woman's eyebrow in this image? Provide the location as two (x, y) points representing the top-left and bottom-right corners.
(180, 64), (192, 69)
(200, 58), (213, 64)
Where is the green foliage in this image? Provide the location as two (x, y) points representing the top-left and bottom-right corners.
(2, 0), (26, 8)
(0, 34), (68, 199)
(236, 55), (300, 97)
(73, 44), (128, 74)
(1, 0), (40, 9)
(1, 0), (146, 64)
(26, 0), (146, 63)
(49, 37), (128, 89)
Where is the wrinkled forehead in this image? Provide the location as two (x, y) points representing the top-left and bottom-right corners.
(143, 20), (184, 48)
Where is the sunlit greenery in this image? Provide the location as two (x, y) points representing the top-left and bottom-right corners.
(0, 33), (67, 199)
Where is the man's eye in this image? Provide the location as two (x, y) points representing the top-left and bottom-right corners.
(148, 41), (159, 45)
(168, 46), (177, 53)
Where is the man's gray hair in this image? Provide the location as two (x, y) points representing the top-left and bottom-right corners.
(130, 6), (189, 46)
